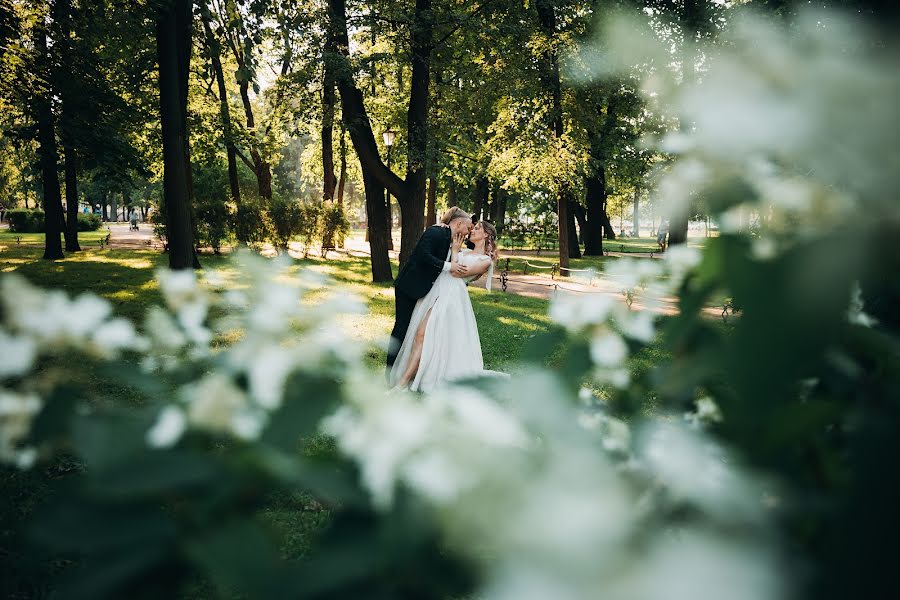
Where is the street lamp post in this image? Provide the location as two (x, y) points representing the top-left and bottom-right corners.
(383, 129), (396, 250)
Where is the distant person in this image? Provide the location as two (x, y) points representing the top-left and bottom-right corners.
(129, 209), (139, 231)
(657, 220), (669, 252)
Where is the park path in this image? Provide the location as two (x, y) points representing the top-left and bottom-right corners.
(99, 226), (724, 319)
(106, 222), (161, 249)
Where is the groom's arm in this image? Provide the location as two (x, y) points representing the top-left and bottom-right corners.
(414, 227), (452, 272)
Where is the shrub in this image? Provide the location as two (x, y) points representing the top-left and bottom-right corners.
(297, 203), (323, 256)
(149, 204), (167, 249)
(195, 197), (233, 254)
(76, 212), (102, 232)
(320, 203), (349, 253)
(267, 197), (321, 255)
(233, 199), (272, 248)
(7, 209), (45, 233)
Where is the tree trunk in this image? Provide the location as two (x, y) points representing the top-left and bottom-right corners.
(322, 84), (337, 203)
(426, 176), (436, 226)
(322, 11), (338, 203)
(63, 146), (81, 251)
(567, 198), (581, 258)
(496, 188), (508, 233)
(668, 215), (689, 245)
(632, 187), (640, 237)
(363, 171), (393, 281)
(583, 173), (605, 255)
(110, 192), (118, 222)
(473, 177), (487, 222)
(536, 0), (570, 274)
(573, 201), (587, 244)
(337, 124), (347, 207)
(329, 0), (407, 278)
(396, 0), (433, 266)
(35, 26), (64, 260)
(601, 200), (616, 240)
(201, 5), (240, 205)
(156, 0), (197, 270)
(101, 192), (108, 221)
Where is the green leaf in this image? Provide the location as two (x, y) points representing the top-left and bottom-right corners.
(186, 519), (288, 598)
(86, 449), (224, 499)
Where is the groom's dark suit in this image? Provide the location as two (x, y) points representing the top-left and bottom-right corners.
(386, 224), (452, 371)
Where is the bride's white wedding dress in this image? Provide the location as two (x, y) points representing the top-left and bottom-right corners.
(390, 249), (499, 392)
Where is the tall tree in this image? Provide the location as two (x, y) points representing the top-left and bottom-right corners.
(328, 0), (397, 281)
(55, 0), (80, 252)
(34, 22), (64, 260)
(200, 2), (240, 205)
(156, 0), (197, 270)
(209, 0), (273, 199)
(536, 0), (572, 273)
(321, 3), (338, 204)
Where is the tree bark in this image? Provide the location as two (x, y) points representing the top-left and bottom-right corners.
(63, 146), (81, 251)
(35, 25), (64, 260)
(329, 0), (418, 278)
(397, 0), (433, 266)
(426, 176), (436, 226)
(363, 171), (393, 281)
(156, 0), (197, 270)
(536, 0), (570, 274)
(201, 4), (240, 204)
(573, 201), (586, 244)
(632, 187), (640, 237)
(329, 0), (395, 280)
(337, 124), (347, 206)
(321, 9), (338, 203)
(567, 198), (581, 258)
(583, 172), (606, 255)
(496, 188), (508, 233)
(473, 176), (487, 222)
(668, 214), (689, 245)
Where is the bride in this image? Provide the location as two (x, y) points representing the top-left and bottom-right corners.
(389, 220), (498, 392)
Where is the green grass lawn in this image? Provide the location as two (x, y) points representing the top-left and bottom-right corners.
(0, 229), (111, 247)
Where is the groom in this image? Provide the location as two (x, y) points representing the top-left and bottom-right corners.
(386, 206), (474, 374)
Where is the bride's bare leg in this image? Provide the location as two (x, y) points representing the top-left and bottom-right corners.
(398, 309), (432, 387)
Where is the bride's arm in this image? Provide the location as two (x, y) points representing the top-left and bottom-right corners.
(465, 256), (494, 278)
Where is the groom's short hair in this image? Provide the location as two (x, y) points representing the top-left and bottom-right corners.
(440, 206), (470, 225)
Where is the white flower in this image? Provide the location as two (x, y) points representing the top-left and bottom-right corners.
(444, 387), (528, 448)
(665, 245), (701, 275)
(847, 281), (877, 327)
(322, 397), (432, 507)
(146, 405), (187, 448)
(0, 390), (42, 466)
(157, 269), (204, 310)
(590, 330), (628, 367)
(91, 318), (141, 357)
(638, 422), (761, 520)
(145, 306), (187, 352)
(549, 292), (618, 331)
(0, 330), (37, 378)
(249, 282), (302, 333)
(182, 372), (259, 439)
(244, 345), (297, 410)
(619, 311), (656, 342)
(600, 416), (631, 453)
